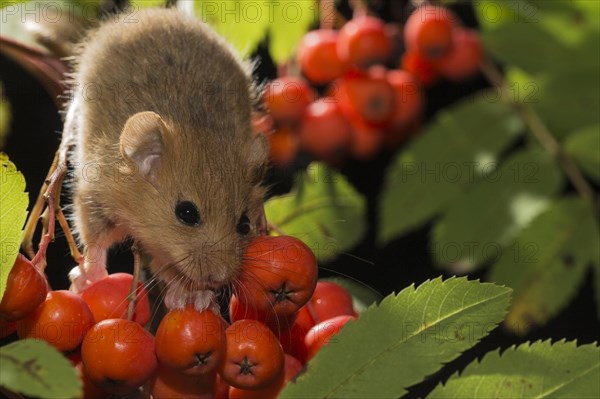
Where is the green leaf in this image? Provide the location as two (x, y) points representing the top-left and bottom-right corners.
(268, 1), (317, 64)
(482, 22), (575, 75)
(475, 0), (519, 30)
(488, 197), (599, 335)
(564, 124), (600, 184)
(322, 277), (383, 313)
(480, 0), (599, 70)
(595, 252), (600, 319)
(531, 1), (600, 46)
(430, 340), (600, 399)
(504, 67), (543, 105)
(478, 1), (599, 141)
(0, 339), (81, 399)
(378, 97), (523, 245)
(432, 148), (563, 272)
(279, 277), (512, 399)
(265, 162), (366, 263)
(532, 64), (600, 140)
(0, 153), (28, 300)
(194, 0), (270, 58)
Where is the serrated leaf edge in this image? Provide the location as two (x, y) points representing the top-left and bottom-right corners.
(433, 339), (600, 397)
(289, 276), (512, 398)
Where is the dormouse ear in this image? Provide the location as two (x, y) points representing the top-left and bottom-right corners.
(247, 133), (269, 184)
(120, 111), (167, 181)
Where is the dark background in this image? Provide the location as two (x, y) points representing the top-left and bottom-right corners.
(1, 1), (598, 397)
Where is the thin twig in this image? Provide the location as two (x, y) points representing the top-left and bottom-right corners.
(57, 207), (84, 264)
(127, 243), (141, 321)
(480, 60), (598, 214)
(29, 151), (71, 270)
(349, 0), (368, 18)
(268, 222), (286, 236)
(21, 151), (59, 258)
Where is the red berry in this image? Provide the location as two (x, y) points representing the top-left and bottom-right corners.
(228, 354), (302, 399)
(230, 295), (311, 364)
(404, 5), (458, 60)
(300, 99), (353, 161)
(308, 281), (356, 323)
(305, 315), (355, 361)
(235, 236), (318, 317)
(229, 293), (262, 323)
(0, 254), (48, 322)
(295, 304), (317, 333)
(155, 306), (226, 375)
(81, 272), (150, 326)
(283, 354), (303, 380)
(297, 30), (347, 85)
(221, 319), (285, 390)
(337, 16), (392, 68)
(0, 319), (16, 338)
(437, 28), (483, 81)
(82, 319), (157, 395)
(251, 112), (274, 136)
(17, 290), (94, 352)
(215, 373), (230, 399)
(75, 363), (110, 399)
(349, 117), (383, 160)
(150, 365), (217, 399)
(228, 371), (283, 399)
(333, 71), (396, 128)
(263, 77), (315, 123)
(267, 126), (300, 167)
(401, 51), (439, 87)
(273, 317), (310, 364)
(387, 69), (424, 129)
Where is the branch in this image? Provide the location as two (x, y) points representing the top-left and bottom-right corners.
(480, 60), (598, 215)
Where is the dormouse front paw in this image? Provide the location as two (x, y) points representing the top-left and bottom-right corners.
(164, 283), (218, 313)
(68, 261), (108, 293)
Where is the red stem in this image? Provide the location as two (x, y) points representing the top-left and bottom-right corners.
(320, 0), (335, 29)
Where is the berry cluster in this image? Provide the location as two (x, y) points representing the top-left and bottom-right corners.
(259, 5), (482, 166)
(0, 236), (357, 398)
(226, 235), (357, 398)
(402, 5), (483, 86)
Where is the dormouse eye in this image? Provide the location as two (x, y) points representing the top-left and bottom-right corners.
(175, 201), (201, 226)
(236, 213), (252, 235)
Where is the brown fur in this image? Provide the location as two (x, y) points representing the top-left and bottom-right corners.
(68, 8), (268, 290)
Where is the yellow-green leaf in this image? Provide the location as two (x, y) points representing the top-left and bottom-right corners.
(489, 196), (599, 335)
(130, 0), (165, 9)
(0, 153), (28, 300)
(265, 162), (366, 262)
(268, 0), (317, 64)
(0, 84), (10, 149)
(194, 0), (270, 57)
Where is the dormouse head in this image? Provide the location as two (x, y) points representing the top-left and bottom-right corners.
(118, 111), (268, 291)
